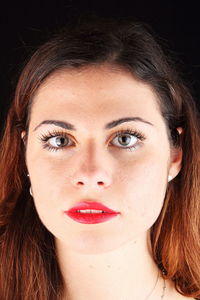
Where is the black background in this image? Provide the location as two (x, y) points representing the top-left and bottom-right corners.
(0, 1), (200, 133)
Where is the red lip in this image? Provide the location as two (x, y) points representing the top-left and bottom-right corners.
(64, 201), (120, 224)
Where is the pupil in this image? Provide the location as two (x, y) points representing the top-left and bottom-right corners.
(119, 135), (131, 145)
(56, 137), (67, 146)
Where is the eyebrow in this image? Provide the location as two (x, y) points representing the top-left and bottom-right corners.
(33, 117), (154, 132)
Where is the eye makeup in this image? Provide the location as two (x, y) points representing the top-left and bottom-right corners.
(37, 127), (146, 152)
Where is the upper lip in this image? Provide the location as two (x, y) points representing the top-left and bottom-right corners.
(66, 201), (120, 214)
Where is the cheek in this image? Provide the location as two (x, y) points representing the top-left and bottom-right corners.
(26, 151), (65, 207)
(27, 142), (169, 228)
(118, 155), (168, 226)
(27, 156), (66, 230)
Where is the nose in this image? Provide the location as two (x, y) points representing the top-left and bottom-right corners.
(70, 167), (112, 189)
(69, 146), (112, 189)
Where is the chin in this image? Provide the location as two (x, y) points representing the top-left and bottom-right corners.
(58, 233), (140, 255)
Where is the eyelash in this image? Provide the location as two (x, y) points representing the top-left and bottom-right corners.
(38, 128), (146, 152)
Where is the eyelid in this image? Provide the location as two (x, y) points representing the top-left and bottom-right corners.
(110, 128), (146, 140)
(38, 127), (146, 151)
(38, 128), (146, 142)
(38, 129), (77, 142)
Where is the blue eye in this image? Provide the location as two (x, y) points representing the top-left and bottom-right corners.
(111, 129), (145, 151)
(112, 133), (137, 147)
(39, 130), (74, 152)
(48, 136), (72, 148)
(39, 128), (146, 152)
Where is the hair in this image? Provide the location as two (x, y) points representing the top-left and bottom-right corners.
(0, 15), (200, 300)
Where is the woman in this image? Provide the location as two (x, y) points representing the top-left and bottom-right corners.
(0, 15), (199, 300)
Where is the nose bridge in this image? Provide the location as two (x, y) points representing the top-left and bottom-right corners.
(81, 138), (100, 169)
(70, 138), (112, 189)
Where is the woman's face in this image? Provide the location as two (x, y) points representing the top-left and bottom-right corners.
(22, 65), (182, 254)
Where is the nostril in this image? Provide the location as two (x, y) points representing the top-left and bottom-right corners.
(75, 180), (106, 187)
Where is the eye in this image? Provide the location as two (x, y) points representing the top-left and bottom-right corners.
(49, 136), (72, 148)
(38, 128), (146, 152)
(110, 129), (145, 151)
(38, 130), (74, 152)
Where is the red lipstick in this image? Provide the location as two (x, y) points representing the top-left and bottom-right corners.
(64, 201), (120, 224)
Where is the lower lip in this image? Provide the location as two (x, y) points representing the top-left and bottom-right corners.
(64, 211), (119, 224)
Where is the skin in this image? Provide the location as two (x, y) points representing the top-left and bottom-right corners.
(21, 64), (187, 299)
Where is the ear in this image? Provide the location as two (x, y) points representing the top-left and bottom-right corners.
(21, 131), (27, 145)
(21, 131), (26, 139)
(168, 127), (183, 180)
(21, 131), (28, 169)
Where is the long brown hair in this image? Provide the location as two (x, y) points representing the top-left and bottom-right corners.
(0, 15), (200, 299)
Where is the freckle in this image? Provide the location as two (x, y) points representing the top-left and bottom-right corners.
(107, 265), (111, 268)
(89, 265), (94, 269)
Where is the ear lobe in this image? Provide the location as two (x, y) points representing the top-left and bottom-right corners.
(21, 131), (26, 144)
(169, 147), (183, 179)
(168, 127), (183, 179)
(176, 127), (183, 135)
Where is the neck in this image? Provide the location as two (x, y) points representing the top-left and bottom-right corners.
(56, 231), (164, 300)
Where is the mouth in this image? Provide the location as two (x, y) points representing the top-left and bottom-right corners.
(64, 201), (120, 224)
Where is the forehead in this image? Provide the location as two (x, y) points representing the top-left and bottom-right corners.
(30, 65), (163, 129)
